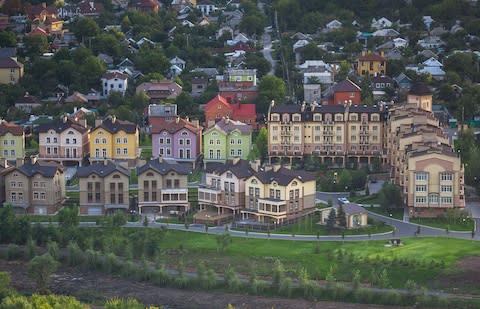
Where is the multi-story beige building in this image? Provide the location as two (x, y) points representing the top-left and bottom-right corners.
(196, 159), (255, 224)
(137, 158), (191, 215)
(0, 120), (24, 160)
(242, 165), (316, 223)
(3, 158), (65, 215)
(267, 102), (385, 167)
(78, 161), (130, 215)
(386, 83), (465, 217)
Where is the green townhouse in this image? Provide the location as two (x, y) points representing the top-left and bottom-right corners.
(203, 118), (252, 164)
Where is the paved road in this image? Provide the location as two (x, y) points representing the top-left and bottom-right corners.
(258, 1), (275, 75)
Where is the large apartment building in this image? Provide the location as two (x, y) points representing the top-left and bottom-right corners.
(267, 101), (385, 168)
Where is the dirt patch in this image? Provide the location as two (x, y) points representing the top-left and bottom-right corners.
(435, 256), (480, 294)
(0, 259), (408, 309)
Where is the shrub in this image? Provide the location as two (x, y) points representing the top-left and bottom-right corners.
(151, 266), (170, 287)
(67, 241), (84, 266)
(46, 240), (59, 261)
(278, 277), (293, 297)
(25, 238), (37, 260)
(205, 268), (217, 290)
(6, 244), (20, 261)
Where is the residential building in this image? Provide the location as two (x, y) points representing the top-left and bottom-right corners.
(136, 80), (182, 103)
(129, 0), (160, 13)
(38, 116), (90, 165)
(356, 51), (386, 76)
(323, 79), (362, 105)
(417, 36), (446, 49)
(319, 203), (368, 228)
(203, 118), (252, 164)
(0, 160), (11, 204)
(90, 115), (139, 161)
(204, 94), (256, 128)
(394, 73), (412, 91)
(14, 93), (42, 112)
(137, 158), (191, 215)
(221, 68), (257, 86)
(77, 0), (105, 17)
(304, 84), (321, 103)
(242, 165), (316, 223)
(0, 57), (23, 84)
(407, 82), (432, 113)
(267, 102), (385, 168)
(26, 2), (63, 34)
(196, 159), (255, 224)
(150, 115), (202, 166)
(191, 76), (208, 97)
(371, 17), (392, 29)
(0, 120), (24, 160)
(325, 19), (342, 30)
(406, 57), (446, 81)
(3, 158), (65, 215)
(371, 75), (395, 99)
(101, 71), (128, 97)
(78, 161), (130, 215)
(197, 0), (216, 15)
(297, 60), (336, 85)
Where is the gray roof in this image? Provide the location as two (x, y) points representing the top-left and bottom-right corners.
(77, 162), (129, 178)
(252, 167), (315, 186)
(13, 161), (63, 178)
(337, 203), (367, 215)
(205, 159), (254, 178)
(137, 159), (191, 176)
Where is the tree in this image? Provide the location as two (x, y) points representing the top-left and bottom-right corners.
(326, 208), (337, 231)
(378, 182), (402, 210)
(0, 31), (17, 47)
(23, 35), (49, 57)
(27, 253), (59, 293)
(245, 53), (272, 78)
(58, 206), (79, 230)
(215, 232), (231, 252)
(271, 259), (285, 289)
(0, 205), (16, 244)
(73, 17), (100, 43)
(256, 76), (287, 114)
(337, 204), (347, 228)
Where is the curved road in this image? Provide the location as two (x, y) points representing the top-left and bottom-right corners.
(258, 1), (275, 75)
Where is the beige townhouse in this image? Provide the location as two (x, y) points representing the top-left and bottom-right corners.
(137, 158), (191, 216)
(78, 161), (130, 215)
(3, 158), (65, 215)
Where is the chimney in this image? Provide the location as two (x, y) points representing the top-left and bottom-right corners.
(186, 116), (190, 122)
(249, 159), (260, 172)
(273, 163), (281, 172)
(192, 119), (200, 128)
(0, 158), (8, 168)
(112, 115), (117, 124)
(41, 2), (47, 8)
(63, 115), (68, 123)
(301, 102), (306, 112)
(16, 158), (24, 167)
(176, 116), (180, 124)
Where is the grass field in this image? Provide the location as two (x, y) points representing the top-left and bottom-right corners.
(365, 207), (404, 220)
(145, 230), (480, 289)
(410, 217), (475, 231)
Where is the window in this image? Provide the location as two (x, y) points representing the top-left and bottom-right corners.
(269, 189), (274, 198)
(123, 148), (128, 155)
(441, 197), (452, 204)
(441, 185), (452, 192)
(10, 140), (14, 145)
(216, 139), (220, 145)
(34, 192), (39, 200)
(10, 192), (16, 201)
(209, 140), (214, 145)
(17, 182), (22, 188)
(441, 173), (453, 181)
(415, 172), (428, 181)
(174, 179), (180, 188)
(102, 149), (107, 158)
(415, 196), (426, 203)
(10, 181), (15, 188)
(230, 139), (235, 145)
(73, 138), (77, 144)
(275, 190), (281, 199)
(166, 179), (172, 188)
(216, 149), (221, 159)
(116, 138), (121, 143)
(102, 138), (107, 144)
(429, 194), (439, 204)
(53, 137), (57, 143)
(95, 138), (99, 144)
(237, 149), (242, 156)
(116, 148), (121, 155)
(186, 139), (191, 145)
(2, 140), (6, 145)
(230, 149), (235, 156)
(144, 191), (149, 202)
(47, 137), (51, 143)
(40, 192), (46, 200)
(179, 139), (184, 145)
(237, 139), (242, 145)
(95, 149), (100, 157)
(415, 185), (427, 192)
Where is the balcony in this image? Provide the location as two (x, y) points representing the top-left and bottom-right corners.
(257, 198), (287, 216)
(280, 130), (291, 136)
(198, 185), (222, 203)
(323, 131), (334, 136)
(359, 130), (369, 135)
(161, 188), (188, 204)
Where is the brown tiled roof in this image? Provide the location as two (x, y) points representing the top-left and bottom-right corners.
(102, 72), (128, 80)
(150, 117), (201, 134)
(0, 57), (22, 69)
(0, 120), (23, 136)
(358, 53), (385, 61)
(15, 94), (41, 104)
(409, 82), (432, 95)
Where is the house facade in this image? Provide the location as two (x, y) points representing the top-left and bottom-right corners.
(136, 80), (182, 103)
(0, 57), (24, 84)
(89, 115), (139, 161)
(101, 71), (128, 97)
(356, 51), (386, 76)
(204, 95), (256, 128)
(3, 158), (65, 215)
(38, 117), (89, 165)
(78, 162), (130, 215)
(0, 120), (24, 160)
(196, 159), (255, 224)
(323, 79), (362, 105)
(267, 102), (385, 168)
(137, 158), (191, 215)
(241, 165), (316, 223)
(203, 118), (252, 164)
(150, 116), (202, 166)
(14, 93), (42, 112)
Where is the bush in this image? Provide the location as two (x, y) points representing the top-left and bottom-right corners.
(278, 277), (293, 297)
(6, 244), (21, 261)
(67, 241), (84, 266)
(47, 240), (60, 261)
(151, 267), (170, 287)
(25, 238), (37, 260)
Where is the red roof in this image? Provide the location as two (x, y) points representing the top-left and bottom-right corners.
(78, 1), (105, 14)
(358, 53), (385, 62)
(0, 120), (23, 136)
(205, 94), (232, 111)
(28, 27), (48, 37)
(232, 103), (256, 118)
(102, 72), (128, 80)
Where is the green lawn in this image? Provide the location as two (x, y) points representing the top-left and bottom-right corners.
(410, 217), (475, 231)
(141, 148), (152, 159)
(66, 191), (80, 199)
(130, 169), (138, 185)
(235, 215), (392, 236)
(140, 229), (480, 289)
(365, 207), (404, 220)
(351, 194), (380, 205)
